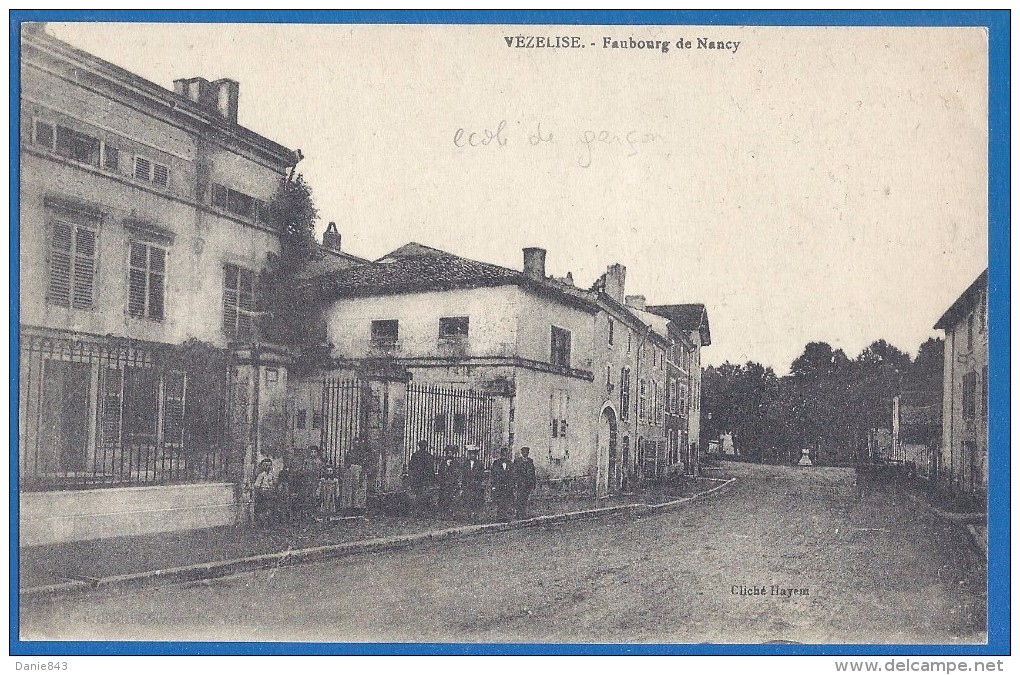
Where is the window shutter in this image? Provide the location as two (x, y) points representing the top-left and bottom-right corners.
(35, 121), (55, 149)
(134, 156), (151, 181)
(222, 264), (239, 334)
(102, 144), (119, 171)
(211, 183), (228, 208)
(148, 246), (166, 320)
(152, 163), (169, 188)
(237, 268), (255, 339)
(128, 243), (148, 318)
(71, 226), (96, 309)
(162, 371), (186, 445)
(48, 221), (73, 306)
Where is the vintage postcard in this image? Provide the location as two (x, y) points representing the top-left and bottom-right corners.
(12, 13), (1005, 656)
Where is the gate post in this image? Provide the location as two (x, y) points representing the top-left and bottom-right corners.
(359, 365), (410, 497)
(228, 343), (293, 524)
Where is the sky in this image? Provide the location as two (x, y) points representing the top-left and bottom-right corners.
(44, 22), (989, 374)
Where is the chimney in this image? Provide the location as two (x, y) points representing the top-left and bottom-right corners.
(212, 78), (240, 124)
(626, 295), (647, 311)
(523, 247), (546, 280)
(323, 221), (341, 252)
(174, 77), (211, 104)
(173, 76), (239, 124)
(603, 263), (627, 303)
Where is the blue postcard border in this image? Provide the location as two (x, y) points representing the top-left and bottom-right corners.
(8, 8), (1010, 657)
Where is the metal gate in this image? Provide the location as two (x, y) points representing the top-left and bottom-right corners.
(319, 377), (364, 468)
(404, 382), (499, 467)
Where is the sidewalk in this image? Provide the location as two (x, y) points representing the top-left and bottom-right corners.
(20, 477), (732, 599)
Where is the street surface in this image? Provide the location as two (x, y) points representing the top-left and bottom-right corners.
(21, 462), (986, 644)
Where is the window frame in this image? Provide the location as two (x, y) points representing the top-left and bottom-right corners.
(133, 154), (171, 189)
(127, 240), (168, 322)
(371, 319), (400, 345)
(550, 325), (572, 368)
(46, 217), (99, 311)
(438, 316), (470, 340)
(222, 263), (257, 340)
(32, 118), (56, 151)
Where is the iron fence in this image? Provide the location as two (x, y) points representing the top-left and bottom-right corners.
(404, 382), (498, 467)
(319, 377), (364, 468)
(19, 329), (234, 491)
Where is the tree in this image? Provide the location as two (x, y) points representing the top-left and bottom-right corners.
(255, 171), (332, 373)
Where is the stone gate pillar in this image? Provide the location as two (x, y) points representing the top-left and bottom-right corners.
(228, 343), (293, 523)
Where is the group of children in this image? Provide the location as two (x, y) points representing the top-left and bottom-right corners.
(252, 445), (343, 526)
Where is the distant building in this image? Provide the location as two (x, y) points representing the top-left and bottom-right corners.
(933, 269), (989, 498)
(891, 391), (941, 479)
(647, 303), (711, 474)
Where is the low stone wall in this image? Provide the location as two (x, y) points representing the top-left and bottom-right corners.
(19, 483), (239, 547)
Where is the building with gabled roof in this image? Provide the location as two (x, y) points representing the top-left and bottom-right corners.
(933, 269), (988, 500)
(306, 244), (600, 492)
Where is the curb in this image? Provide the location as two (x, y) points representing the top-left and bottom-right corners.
(966, 524), (988, 555)
(905, 493), (988, 557)
(905, 493), (986, 524)
(20, 478), (735, 602)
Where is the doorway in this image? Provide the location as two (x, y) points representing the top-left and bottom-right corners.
(39, 360), (92, 474)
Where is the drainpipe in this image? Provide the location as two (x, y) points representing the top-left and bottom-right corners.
(635, 323), (652, 482)
(592, 311), (601, 503)
(942, 332), (950, 491)
(244, 343), (261, 522)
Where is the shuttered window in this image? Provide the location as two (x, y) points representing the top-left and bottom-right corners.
(133, 156), (170, 189)
(33, 120), (55, 149)
(128, 242), (166, 321)
(550, 326), (571, 368)
(134, 156), (151, 180)
(223, 264), (256, 339)
(162, 370), (186, 445)
(47, 220), (97, 310)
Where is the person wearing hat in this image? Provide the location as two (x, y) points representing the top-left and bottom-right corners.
(407, 439), (436, 513)
(491, 447), (514, 521)
(513, 447), (537, 519)
(461, 446), (486, 518)
(437, 445), (460, 518)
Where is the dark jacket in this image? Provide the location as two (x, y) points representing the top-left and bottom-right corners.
(491, 458), (513, 491)
(407, 449), (435, 490)
(513, 456), (537, 491)
(437, 456), (460, 488)
(461, 456), (485, 490)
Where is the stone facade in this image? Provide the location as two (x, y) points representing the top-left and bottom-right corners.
(18, 27), (298, 543)
(934, 270), (989, 498)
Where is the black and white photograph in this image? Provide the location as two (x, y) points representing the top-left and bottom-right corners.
(14, 16), (998, 651)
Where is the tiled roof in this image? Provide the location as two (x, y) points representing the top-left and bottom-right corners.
(315, 242), (597, 311)
(646, 303), (711, 346)
(627, 307), (671, 342)
(293, 247), (370, 281)
(933, 269), (988, 331)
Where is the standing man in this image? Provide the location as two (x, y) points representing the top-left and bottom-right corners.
(491, 447), (514, 521)
(253, 458), (277, 526)
(513, 446), (537, 519)
(407, 439), (436, 513)
(437, 445), (460, 517)
(461, 446), (486, 519)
